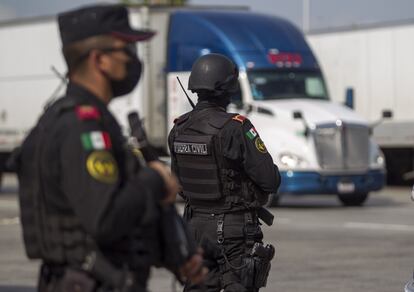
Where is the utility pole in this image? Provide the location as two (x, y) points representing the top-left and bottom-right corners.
(302, 0), (310, 32)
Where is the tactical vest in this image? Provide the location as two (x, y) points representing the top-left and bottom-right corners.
(172, 108), (261, 212)
(15, 98), (94, 264)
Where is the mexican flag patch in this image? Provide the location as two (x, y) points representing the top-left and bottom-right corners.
(81, 131), (112, 150)
(246, 127), (258, 140)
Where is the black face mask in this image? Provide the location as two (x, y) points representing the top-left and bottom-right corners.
(110, 55), (142, 98)
(100, 45), (142, 98)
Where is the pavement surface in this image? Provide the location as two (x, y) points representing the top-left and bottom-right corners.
(0, 174), (413, 292)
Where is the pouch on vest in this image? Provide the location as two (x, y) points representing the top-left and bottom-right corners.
(15, 99), (74, 260)
(173, 134), (223, 201)
(14, 126), (44, 259)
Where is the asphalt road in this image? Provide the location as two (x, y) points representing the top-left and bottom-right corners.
(1, 174), (413, 292)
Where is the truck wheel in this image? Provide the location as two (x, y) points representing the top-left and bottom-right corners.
(338, 192), (369, 206)
(266, 193), (281, 207)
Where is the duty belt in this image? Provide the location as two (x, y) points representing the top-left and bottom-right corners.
(188, 206), (274, 226)
(213, 211), (260, 246)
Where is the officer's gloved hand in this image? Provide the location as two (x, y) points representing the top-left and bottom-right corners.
(148, 161), (180, 205)
(179, 248), (208, 285)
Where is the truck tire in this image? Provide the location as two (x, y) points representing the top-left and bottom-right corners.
(338, 192), (369, 206)
(266, 193), (281, 207)
(383, 148), (413, 185)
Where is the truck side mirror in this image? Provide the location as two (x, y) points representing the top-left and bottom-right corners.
(230, 101), (243, 110)
(370, 109), (394, 131)
(292, 110), (308, 137)
(382, 110), (393, 119)
(345, 87), (354, 109)
(245, 104), (253, 114)
(293, 111), (303, 119)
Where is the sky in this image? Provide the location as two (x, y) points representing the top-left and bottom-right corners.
(1, 0), (414, 31)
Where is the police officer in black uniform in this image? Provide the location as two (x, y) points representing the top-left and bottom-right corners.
(168, 53), (281, 292)
(14, 4), (205, 292)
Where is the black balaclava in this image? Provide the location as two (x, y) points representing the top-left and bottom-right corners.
(197, 90), (232, 109)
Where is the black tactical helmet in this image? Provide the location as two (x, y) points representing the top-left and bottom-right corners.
(188, 53), (239, 96)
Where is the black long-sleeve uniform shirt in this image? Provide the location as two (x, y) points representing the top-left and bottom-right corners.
(41, 83), (165, 246)
(168, 101), (280, 200)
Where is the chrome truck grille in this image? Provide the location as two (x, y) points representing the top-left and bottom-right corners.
(312, 122), (370, 171)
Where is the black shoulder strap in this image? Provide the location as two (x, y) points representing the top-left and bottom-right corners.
(53, 97), (77, 115)
(174, 112), (191, 125)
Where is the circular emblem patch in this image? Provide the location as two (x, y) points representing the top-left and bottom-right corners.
(86, 151), (118, 184)
(255, 137), (268, 154)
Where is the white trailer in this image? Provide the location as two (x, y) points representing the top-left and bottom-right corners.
(0, 8), (164, 178)
(0, 6), (386, 205)
(0, 17), (63, 181)
(307, 21), (414, 184)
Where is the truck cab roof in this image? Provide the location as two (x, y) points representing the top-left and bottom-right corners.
(167, 10), (319, 72)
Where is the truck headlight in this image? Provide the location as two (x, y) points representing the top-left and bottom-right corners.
(370, 149), (385, 168)
(376, 154), (385, 166)
(278, 153), (308, 168)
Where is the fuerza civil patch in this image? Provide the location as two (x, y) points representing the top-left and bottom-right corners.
(174, 142), (209, 155)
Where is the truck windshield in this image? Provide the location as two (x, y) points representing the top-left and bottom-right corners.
(247, 70), (329, 101)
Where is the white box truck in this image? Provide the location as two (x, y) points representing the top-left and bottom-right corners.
(0, 6), (386, 205)
(307, 21), (414, 184)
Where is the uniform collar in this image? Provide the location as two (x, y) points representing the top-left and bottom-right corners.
(195, 100), (226, 112)
(66, 82), (107, 109)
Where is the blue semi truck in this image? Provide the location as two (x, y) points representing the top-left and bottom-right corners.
(0, 6), (385, 205)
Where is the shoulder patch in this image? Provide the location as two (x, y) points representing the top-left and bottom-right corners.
(232, 114), (247, 124)
(255, 137), (268, 154)
(76, 105), (101, 121)
(86, 151), (118, 184)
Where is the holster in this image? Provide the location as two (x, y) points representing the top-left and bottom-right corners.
(252, 256), (272, 288)
(240, 256), (256, 289)
(241, 242), (275, 289)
